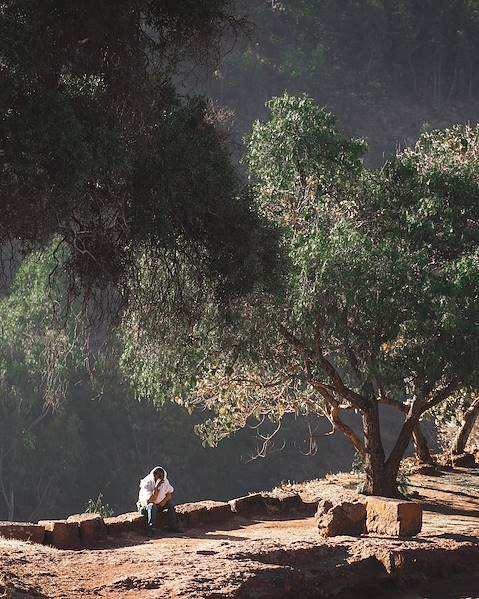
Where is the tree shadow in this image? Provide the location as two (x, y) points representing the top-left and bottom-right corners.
(427, 532), (479, 543)
(422, 500), (479, 518)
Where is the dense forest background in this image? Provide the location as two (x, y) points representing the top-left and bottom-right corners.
(3, 0), (479, 521)
(189, 0), (479, 166)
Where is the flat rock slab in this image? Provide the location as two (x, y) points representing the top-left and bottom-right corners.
(261, 493), (304, 515)
(67, 514), (107, 546)
(104, 512), (146, 537)
(175, 501), (233, 529)
(366, 496), (422, 537)
(38, 519), (81, 549)
(0, 521), (44, 544)
(229, 493), (266, 516)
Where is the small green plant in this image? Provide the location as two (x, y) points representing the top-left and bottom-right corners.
(84, 493), (114, 518)
(351, 452), (365, 477)
(397, 469), (410, 498)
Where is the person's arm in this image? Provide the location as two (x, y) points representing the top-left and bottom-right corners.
(158, 492), (172, 507)
(148, 479), (163, 504)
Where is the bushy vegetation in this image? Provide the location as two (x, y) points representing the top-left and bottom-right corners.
(2, 3), (479, 516)
(202, 0), (479, 164)
(188, 95), (479, 496)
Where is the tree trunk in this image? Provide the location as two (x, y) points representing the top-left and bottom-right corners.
(385, 410), (421, 495)
(452, 397), (479, 455)
(362, 402), (398, 497)
(413, 424), (434, 464)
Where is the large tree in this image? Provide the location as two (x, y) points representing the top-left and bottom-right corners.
(0, 1), (272, 313)
(188, 95), (479, 497)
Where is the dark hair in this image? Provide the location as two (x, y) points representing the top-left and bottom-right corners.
(153, 467), (165, 478)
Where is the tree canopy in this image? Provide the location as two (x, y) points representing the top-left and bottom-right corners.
(0, 1), (272, 314)
(187, 95), (479, 496)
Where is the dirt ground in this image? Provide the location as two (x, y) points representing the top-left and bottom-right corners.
(1, 467), (478, 599)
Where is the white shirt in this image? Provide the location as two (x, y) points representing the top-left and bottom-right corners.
(138, 467), (174, 507)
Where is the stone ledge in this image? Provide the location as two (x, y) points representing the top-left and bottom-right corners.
(262, 492), (305, 515)
(229, 493), (266, 516)
(67, 513), (107, 546)
(451, 452), (477, 468)
(0, 521), (45, 544)
(316, 500), (366, 537)
(104, 512), (146, 537)
(38, 519), (81, 549)
(173, 501), (233, 529)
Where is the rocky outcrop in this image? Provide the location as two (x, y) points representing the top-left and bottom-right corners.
(316, 500), (366, 537)
(38, 519), (81, 549)
(0, 490), (313, 551)
(66, 513), (107, 546)
(366, 496), (422, 537)
(0, 521), (45, 544)
(229, 491), (312, 518)
(433, 451), (477, 469)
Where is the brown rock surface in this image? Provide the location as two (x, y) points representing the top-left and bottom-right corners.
(366, 496), (422, 536)
(104, 512), (146, 537)
(315, 499), (334, 516)
(67, 514), (107, 546)
(174, 501), (233, 529)
(316, 501), (366, 537)
(38, 519), (81, 549)
(0, 522), (44, 544)
(261, 492), (304, 515)
(229, 493), (266, 516)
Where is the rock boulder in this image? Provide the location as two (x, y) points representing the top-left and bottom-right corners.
(66, 513), (107, 546)
(229, 493), (266, 517)
(261, 493), (304, 515)
(366, 496), (422, 537)
(104, 512), (146, 537)
(316, 501), (366, 537)
(451, 453), (476, 468)
(38, 519), (81, 549)
(174, 501), (233, 529)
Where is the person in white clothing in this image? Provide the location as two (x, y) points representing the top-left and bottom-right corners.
(137, 466), (180, 534)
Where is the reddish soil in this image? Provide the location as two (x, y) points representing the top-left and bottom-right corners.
(1, 467), (478, 599)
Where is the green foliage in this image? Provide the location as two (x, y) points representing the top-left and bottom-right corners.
(351, 452), (365, 477)
(189, 95), (479, 495)
(0, 1), (267, 316)
(245, 94), (366, 229)
(0, 244), (83, 409)
(85, 493), (114, 518)
(0, 243), (89, 520)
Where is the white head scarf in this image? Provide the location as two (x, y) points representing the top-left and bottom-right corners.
(138, 466), (174, 506)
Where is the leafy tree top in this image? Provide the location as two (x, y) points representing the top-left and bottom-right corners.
(188, 96), (479, 491)
(0, 1), (272, 317)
